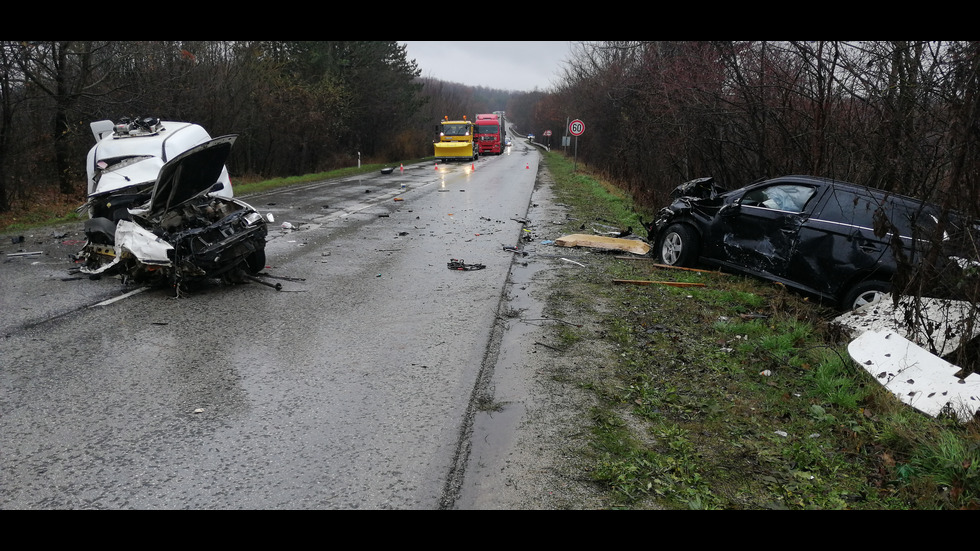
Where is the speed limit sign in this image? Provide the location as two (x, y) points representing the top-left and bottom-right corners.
(569, 119), (585, 136)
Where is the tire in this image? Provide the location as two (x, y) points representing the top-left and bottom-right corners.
(841, 280), (890, 310)
(244, 248), (266, 275)
(657, 223), (700, 267)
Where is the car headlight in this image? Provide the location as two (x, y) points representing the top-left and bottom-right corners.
(243, 212), (264, 226)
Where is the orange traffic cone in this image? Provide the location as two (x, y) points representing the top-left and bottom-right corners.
(435, 162), (439, 170)
(400, 164), (404, 173)
(471, 163), (475, 171)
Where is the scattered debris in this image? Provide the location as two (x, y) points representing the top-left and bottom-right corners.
(7, 251), (44, 257)
(554, 233), (651, 256)
(561, 258), (586, 267)
(448, 259), (485, 271)
(848, 330), (980, 422)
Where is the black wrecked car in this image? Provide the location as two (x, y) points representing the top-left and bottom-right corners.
(648, 175), (979, 310)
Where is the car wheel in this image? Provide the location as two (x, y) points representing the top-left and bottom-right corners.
(244, 248), (266, 275)
(842, 280), (890, 310)
(658, 223), (699, 267)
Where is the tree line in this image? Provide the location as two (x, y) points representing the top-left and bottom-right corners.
(3, 40), (979, 226)
(0, 40), (513, 212)
(525, 41), (980, 219)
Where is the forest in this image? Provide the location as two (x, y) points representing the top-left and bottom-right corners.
(0, 40), (514, 211)
(2, 41), (978, 310)
(4, 41), (979, 216)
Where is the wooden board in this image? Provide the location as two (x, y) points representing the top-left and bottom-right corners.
(554, 234), (651, 255)
(612, 279), (705, 287)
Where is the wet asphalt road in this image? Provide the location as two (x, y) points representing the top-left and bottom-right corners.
(0, 143), (543, 509)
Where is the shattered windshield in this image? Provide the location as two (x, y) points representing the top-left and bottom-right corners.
(98, 155), (155, 172)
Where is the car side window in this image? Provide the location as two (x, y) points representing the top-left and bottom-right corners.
(820, 189), (920, 237)
(819, 190), (875, 228)
(741, 184), (816, 212)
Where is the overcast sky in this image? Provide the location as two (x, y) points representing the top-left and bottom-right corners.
(401, 42), (573, 93)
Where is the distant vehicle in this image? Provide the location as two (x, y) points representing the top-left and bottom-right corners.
(648, 175), (979, 310)
(74, 117), (268, 291)
(434, 115), (478, 162)
(527, 133), (535, 140)
(474, 113), (503, 155)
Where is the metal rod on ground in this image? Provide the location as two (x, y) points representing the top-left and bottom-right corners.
(245, 275), (282, 291)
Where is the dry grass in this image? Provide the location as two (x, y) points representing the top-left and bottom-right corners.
(0, 188), (85, 234)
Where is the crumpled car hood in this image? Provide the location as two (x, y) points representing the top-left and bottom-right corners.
(669, 176), (728, 200)
(144, 135), (237, 219)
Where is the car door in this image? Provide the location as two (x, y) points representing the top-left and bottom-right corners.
(706, 182), (820, 279)
(786, 185), (894, 297)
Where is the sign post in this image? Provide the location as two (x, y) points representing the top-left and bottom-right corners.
(568, 119), (585, 171)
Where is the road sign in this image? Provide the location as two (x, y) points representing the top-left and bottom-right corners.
(543, 130), (552, 136)
(569, 119), (585, 136)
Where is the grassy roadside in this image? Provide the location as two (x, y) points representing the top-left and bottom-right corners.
(538, 150), (980, 509)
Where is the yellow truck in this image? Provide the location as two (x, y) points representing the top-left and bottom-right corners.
(434, 116), (478, 162)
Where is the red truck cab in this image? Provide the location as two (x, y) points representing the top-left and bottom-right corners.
(474, 113), (503, 155)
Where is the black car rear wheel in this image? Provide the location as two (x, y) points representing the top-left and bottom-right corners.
(658, 223), (700, 267)
(842, 280), (890, 310)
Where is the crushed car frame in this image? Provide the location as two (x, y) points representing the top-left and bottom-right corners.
(648, 175), (978, 310)
(73, 118), (268, 292)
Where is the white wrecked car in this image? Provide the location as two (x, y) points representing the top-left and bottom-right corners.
(74, 117), (268, 291)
